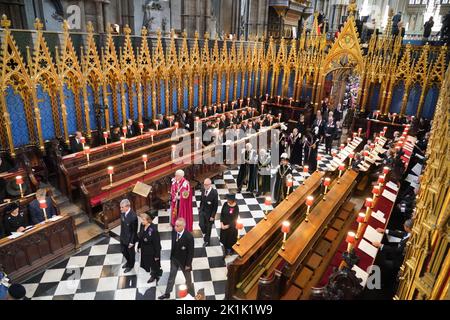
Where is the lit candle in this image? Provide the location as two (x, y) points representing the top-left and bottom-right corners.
(281, 221), (290, 250)
(286, 178), (293, 199)
(122, 126), (127, 137)
(264, 196), (272, 220)
(149, 129), (155, 143)
(346, 231), (356, 252)
(120, 136), (126, 154)
(356, 212), (366, 239)
(358, 128), (362, 137)
(39, 199), (48, 221)
(139, 122), (144, 136)
(142, 154), (148, 172)
(80, 136), (86, 149)
(365, 197), (373, 222)
(305, 196), (314, 222)
(383, 167), (390, 175)
(236, 218), (244, 245)
(178, 284), (188, 298)
(372, 185), (381, 198)
(103, 131), (109, 146)
(16, 176), (24, 198)
(349, 152), (355, 167)
(323, 177), (331, 199)
(107, 166), (114, 186)
(84, 146), (91, 165)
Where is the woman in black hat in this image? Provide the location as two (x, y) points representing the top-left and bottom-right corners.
(3, 202), (26, 236)
(220, 193), (240, 256)
(137, 211), (162, 283)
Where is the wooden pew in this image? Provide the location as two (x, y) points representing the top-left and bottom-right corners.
(0, 215), (77, 282)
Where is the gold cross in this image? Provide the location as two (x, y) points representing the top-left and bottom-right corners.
(1, 14), (11, 29)
(123, 24), (131, 35)
(87, 21), (94, 34)
(34, 18), (44, 31)
(141, 26), (148, 37)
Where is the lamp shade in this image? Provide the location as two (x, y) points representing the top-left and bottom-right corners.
(306, 196), (314, 207)
(346, 231), (356, 244)
(317, 154), (322, 161)
(303, 165), (309, 173)
(120, 137), (126, 144)
(138, 122), (144, 129)
(378, 175), (385, 184)
(357, 212), (366, 223)
(154, 119), (160, 124)
(380, 131), (385, 137)
(39, 200), (47, 209)
(340, 144), (345, 150)
(347, 137), (352, 144)
(372, 185), (381, 196)
(349, 152), (355, 159)
(174, 122), (179, 128)
(286, 178), (293, 187)
(149, 129), (155, 136)
(383, 167), (390, 175)
(178, 284), (188, 298)
(80, 137), (86, 144)
(264, 196), (272, 206)
(338, 164), (345, 171)
(15, 176), (23, 185)
(383, 126), (388, 132)
(323, 177), (331, 187)
(358, 128), (362, 133)
(122, 126), (127, 134)
(331, 150), (337, 157)
(236, 219), (244, 230)
(142, 154), (148, 162)
(281, 221), (290, 234)
(107, 166), (114, 175)
(103, 131), (109, 138)
(84, 146), (91, 154)
(365, 197), (373, 208)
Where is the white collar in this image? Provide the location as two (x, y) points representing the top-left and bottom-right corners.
(177, 230), (184, 238)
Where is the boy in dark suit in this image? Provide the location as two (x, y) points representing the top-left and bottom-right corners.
(28, 188), (56, 224)
(198, 178), (219, 246)
(158, 217), (195, 299)
(119, 199), (138, 273)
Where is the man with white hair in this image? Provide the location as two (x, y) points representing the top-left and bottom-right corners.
(119, 199), (138, 273)
(170, 169), (193, 232)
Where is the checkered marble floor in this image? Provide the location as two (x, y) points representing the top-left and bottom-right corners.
(20, 145), (333, 301)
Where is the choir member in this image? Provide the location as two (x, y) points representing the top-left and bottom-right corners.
(289, 128), (303, 168)
(125, 118), (137, 137)
(169, 169), (193, 232)
(237, 143), (258, 193)
(158, 217), (195, 300)
(119, 199), (138, 273)
(273, 153), (293, 204)
(220, 193), (239, 257)
(312, 111), (325, 141)
(137, 211), (162, 283)
(257, 149), (271, 196)
(198, 178), (219, 246)
(70, 131), (84, 153)
(28, 188), (56, 224)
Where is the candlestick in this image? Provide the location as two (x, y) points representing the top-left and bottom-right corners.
(264, 196), (272, 220)
(236, 218), (244, 245)
(103, 131), (109, 146)
(281, 221), (290, 251)
(346, 231), (356, 252)
(107, 166), (114, 186)
(120, 137), (126, 154)
(356, 212), (366, 240)
(84, 146), (91, 166)
(365, 197), (373, 222)
(305, 196), (314, 222)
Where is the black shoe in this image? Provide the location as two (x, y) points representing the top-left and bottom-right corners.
(158, 293), (170, 300)
(122, 263), (128, 269)
(147, 276), (157, 283)
(124, 267), (133, 273)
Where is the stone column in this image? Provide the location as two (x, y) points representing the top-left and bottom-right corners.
(95, 0), (105, 33)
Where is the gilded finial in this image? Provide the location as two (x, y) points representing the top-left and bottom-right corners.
(62, 20), (70, 32)
(194, 31), (199, 39)
(107, 24), (113, 35)
(347, 0), (357, 17)
(170, 29), (175, 38)
(204, 32), (210, 40)
(156, 28), (162, 38)
(1, 14), (11, 29)
(35, 18), (44, 31)
(87, 21), (94, 34)
(141, 26), (148, 37)
(123, 24), (131, 35)
(182, 29), (187, 38)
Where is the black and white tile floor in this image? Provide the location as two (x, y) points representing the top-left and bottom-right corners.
(20, 144), (335, 300)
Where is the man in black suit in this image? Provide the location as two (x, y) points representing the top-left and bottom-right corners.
(28, 188), (56, 224)
(119, 199), (138, 273)
(158, 217), (195, 299)
(70, 131), (84, 153)
(198, 178), (218, 246)
(125, 119), (137, 138)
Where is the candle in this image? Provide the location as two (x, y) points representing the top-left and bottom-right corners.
(16, 175), (24, 198)
(139, 122), (144, 135)
(358, 128), (362, 137)
(365, 197), (373, 208)
(149, 129), (155, 143)
(122, 126), (127, 136)
(39, 199), (48, 221)
(84, 146), (91, 165)
(346, 231), (356, 252)
(356, 211), (366, 239)
(383, 167), (390, 175)
(305, 195), (314, 222)
(281, 221), (290, 250)
(154, 119), (160, 131)
(236, 218), (244, 245)
(142, 154), (148, 172)
(349, 152), (354, 167)
(372, 185), (381, 198)
(286, 178), (293, 199)
(264, 196), (272, 220)
(171, 145), (176, 159)
(120, 136), (126, 154)
(80, 136), (86, 145)
(107, 166), (114, 186)
(178, 284), (188, 298)
(277, 95), (280, 104)
(338, 163), (345, 180)
(378, 174), (385, 187)
(380, 131), (385, 137)
(289, 97), (293, 106)
(383, 126), (388, 133)
(323, 177), (331, 199)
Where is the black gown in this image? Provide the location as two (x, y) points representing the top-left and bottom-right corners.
(290, 134), (303, 166)
(273, 164), (293, 203)
(3, 212), (26, 236)
(308, 137), (320, 172)
(137, 223), (162, 277)
(220, 203), (239, 250)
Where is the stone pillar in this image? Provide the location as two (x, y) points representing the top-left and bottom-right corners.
(95, 0), (105, 33)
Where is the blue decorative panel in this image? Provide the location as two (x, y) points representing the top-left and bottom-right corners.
(236, 73), (242, 98)
(6, 86), (30, 146)
(194, 80), (199, 107)
(422, 86), (439, 119)
(146, 84), (152, 119)
(276, 71), (283, 97)
(390, 82), (404, 114)
(131, 84), (138, 121)
(172, 88), (178, 113)
(160, 81), (166, 115)
(63, 84), (78, 134)
(212, 75), (217, 102)
(267, 71), (273, 95)
(288, 71), (295, 98)
(106, 84), (115, 127)
(86, 85), (97, 130)
(406, 84), (421, 115)
(79, 91), (87, 131)
(116, 90), (123, 126)
(221, 74), (226, 102)
(184, 85), (189, 109)
(229, 77), (234, 101)
(36, 85), (56, 141)
(370, 84), (380, 111)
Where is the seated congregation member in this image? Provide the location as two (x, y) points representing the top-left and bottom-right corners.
(119, 199), (138, 273)
(220, 193), (239, 257)
(29, 189), (56, 224)
(124, 118), (137, 138)
(158, 217), (195, 300)
(273, 153), (293, 204)
(0, 154), (16, 203)
(3, 202), (26, 236)
(137, 211), (162, 283)
(70, 131), (84, 153)
(198, 178), (219, 247)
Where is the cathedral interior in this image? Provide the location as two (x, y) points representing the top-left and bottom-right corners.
(0, 0), (448, 302)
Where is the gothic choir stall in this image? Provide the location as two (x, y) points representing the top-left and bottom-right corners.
(0, 3), (448, 302)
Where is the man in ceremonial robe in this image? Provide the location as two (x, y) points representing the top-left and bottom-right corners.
(170, 169), (193, 232)
(273, 153), (293, 204)
(236, 143), (258, 193)
(257, 149), (271, 196)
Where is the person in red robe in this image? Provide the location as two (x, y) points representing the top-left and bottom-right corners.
(169, 169), (193, 232)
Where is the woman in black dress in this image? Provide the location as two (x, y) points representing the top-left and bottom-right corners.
(289, 128), (303, 167)
(137, 211), (162, 283)
(3, 202), (26, 236)
(220, 194), (239, 256)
